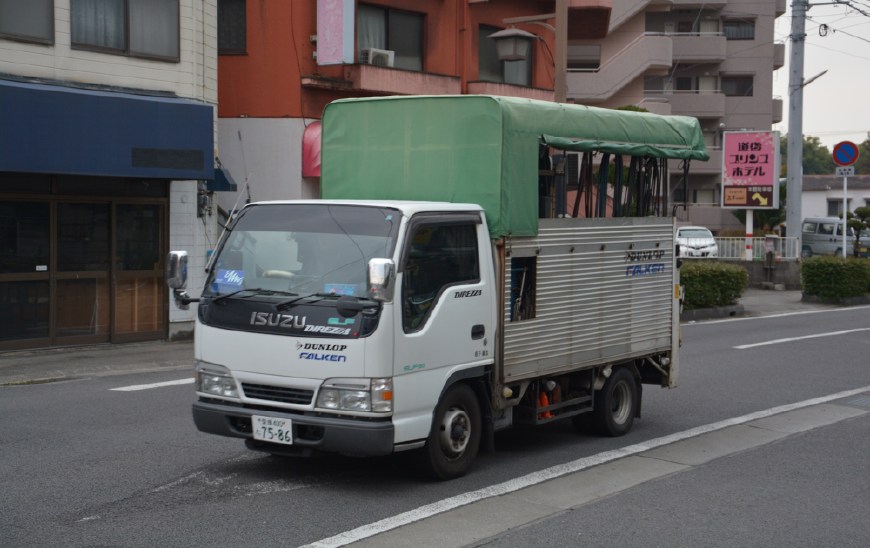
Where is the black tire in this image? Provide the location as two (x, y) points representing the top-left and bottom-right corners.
(801, 247), (812, 258)
(591, 367), (637, 437)
(421, 383), (481, 480)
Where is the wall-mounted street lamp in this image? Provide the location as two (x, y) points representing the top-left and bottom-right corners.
(488, 0), (568, 103)
(488, 27), (538, 62)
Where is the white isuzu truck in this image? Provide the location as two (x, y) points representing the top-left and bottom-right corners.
(167, 96), (708, 479)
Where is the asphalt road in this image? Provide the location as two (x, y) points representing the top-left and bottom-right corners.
(1, 302), (869, 547)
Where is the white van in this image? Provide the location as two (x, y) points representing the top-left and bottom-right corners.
(800, 217), (854, 257)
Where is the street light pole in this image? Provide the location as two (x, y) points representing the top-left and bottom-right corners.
(554, 0), (567, 103)
(785, 0), (808, 247)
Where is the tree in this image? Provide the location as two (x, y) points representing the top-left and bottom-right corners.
(846, 206), (870, 256)
(779, 135), (835, 177)
(853, 138), (870, 175)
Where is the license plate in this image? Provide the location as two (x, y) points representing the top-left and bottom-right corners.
(252, 415), (293, 445)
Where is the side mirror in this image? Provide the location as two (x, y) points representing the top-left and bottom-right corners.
(367, 258), (395, 302)
(166, 251), (197, 309)
(166, 251), (189, 289)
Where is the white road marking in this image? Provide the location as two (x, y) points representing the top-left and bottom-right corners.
(734, 327), (870, 349)
(685, 304), (870, 326)
(110, 378), (194, 391)
(302, 385), (870, 548)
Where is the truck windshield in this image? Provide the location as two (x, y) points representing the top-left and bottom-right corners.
(204, 204), (399, 300)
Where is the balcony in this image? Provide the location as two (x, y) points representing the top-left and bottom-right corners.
(772, 97), (783, 124)
(302, 65), (461, 96)
(670, 147), (722, 175)
(665, 90), (725, 118)
(671, 0), (726, 8)
(773, 42), (785, 69)
(672, 33), (727, 63)
(467, 82), (554, 102)
(608, 0), (673, 32)
(638, 96), (671, 115)
(567, 34), (672, 103)
(776, 0), (787, 16)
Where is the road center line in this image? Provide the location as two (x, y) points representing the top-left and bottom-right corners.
(302, 385), (870, 548)
(110, 378), (194, 391)
(734, 327), (870, 349)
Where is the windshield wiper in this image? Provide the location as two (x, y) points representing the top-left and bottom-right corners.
(274, 292), (341, 310)
(210, 288), (297, 305)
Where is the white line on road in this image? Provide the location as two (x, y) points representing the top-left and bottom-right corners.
(110, 378), (194, 391)
(734, 327), (870, 349)
(302, 384), (870, 548)
(685, 304), (870, 326)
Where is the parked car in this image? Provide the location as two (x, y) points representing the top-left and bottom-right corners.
(676, 226), (719, 258)
(801, 217), (859, 257)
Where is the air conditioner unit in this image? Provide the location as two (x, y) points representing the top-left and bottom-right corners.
(360, 48), (395, 67)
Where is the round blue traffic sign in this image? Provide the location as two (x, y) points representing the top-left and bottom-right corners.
(833, 141), (859, 166)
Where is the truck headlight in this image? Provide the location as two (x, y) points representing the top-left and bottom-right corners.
(195, 362), (239, 399)
(316, 377), (392, 413)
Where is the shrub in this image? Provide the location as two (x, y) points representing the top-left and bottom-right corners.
(680, 261), (748, 309)
(801, 256), (870, 301)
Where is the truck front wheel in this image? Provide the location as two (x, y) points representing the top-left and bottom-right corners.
(591, 367), (637, 437)
(421, 383), (481, 480)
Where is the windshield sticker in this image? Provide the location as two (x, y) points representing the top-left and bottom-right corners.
(324, 283), (357, 296)
(214, 269), (244, 291)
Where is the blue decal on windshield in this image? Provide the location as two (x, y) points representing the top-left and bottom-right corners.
(213, 269), (244, 292)
(324, 283), (357, 296)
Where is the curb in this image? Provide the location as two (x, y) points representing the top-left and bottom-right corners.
(680, 304), (744, 322)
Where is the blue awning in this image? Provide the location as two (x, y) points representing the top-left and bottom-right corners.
(0, 78), (215, 181)
(208, 167), (238, 192)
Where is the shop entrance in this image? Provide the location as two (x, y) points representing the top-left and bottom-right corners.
(0, 177), (168, 350)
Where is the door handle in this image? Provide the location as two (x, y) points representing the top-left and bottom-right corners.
(471, 324), (485, 340)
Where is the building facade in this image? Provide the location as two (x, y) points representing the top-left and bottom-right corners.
(0, 0), (228, 350)
(566, 0), (786, 233)
(215, 0), (611, 209)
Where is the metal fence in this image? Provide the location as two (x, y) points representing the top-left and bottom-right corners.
(714, 237), (799, 261)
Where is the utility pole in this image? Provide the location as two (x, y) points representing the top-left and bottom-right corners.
(785, 0), (808, 246)
(554, 0), (568, 103)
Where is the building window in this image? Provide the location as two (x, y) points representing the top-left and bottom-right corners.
(71, 0), (179, 61)
(357, 4), (423, 71)
(478, 25), (532, 86)
(724, 20), (755, 40)
(828, 199), (851, 217)
(567, 44), (600, 70)
(218, 0), (245, 54)
(721, 75), (754, 97)
(0, 0), (53, 44)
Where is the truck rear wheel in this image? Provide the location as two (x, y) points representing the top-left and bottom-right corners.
(591, 367), (637, 437)
(421, 383), (481, 480)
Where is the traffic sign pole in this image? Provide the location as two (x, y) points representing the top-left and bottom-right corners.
(832, 141), (860, 258)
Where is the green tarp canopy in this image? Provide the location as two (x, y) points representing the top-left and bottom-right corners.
(321, 95), (708, 238)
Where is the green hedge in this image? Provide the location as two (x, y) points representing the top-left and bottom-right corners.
(681, 261), (748, 310)
(801, 257), (870, 301)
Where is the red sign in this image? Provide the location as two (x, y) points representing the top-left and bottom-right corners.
(833, 141), (859, 167)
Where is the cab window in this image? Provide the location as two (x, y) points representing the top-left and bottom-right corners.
(401, 222), (479, 332)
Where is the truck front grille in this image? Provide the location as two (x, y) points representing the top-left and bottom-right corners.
(241, 383), (314, 405)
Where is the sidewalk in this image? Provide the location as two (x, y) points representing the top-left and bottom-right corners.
(0, 288), (848, 385)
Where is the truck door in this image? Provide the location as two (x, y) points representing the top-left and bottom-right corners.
(394, 213), (492, 377)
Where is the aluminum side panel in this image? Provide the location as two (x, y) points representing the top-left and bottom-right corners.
(502, 217), (675, 381)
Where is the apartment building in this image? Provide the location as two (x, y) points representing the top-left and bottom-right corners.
(566, 0), (786, 232)
(215, 0), (611, 209)
(0, 1), (229, 350)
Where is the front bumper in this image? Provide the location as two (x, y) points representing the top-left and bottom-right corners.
(192, 400), (395, 456)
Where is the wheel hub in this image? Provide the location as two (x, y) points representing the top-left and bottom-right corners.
(440, 408), (470, 456)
